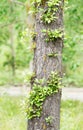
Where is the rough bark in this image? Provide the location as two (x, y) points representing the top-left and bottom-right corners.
(28, 0), (63, 130)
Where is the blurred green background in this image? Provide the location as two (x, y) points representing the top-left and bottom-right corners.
(0, 0), (83, 86)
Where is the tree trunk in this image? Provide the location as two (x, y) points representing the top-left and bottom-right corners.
(10, 24), (15, 77)
(28, 0), (64, 130)
(9, 1), (15, 77)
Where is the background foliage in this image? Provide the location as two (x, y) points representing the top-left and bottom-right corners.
(0, 0), (83, 86)
(63, 0), (83, 86)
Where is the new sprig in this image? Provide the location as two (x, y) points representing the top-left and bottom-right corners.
(25, 72), (63, 119)
(41, 0), (61, 24)
(42, 29), (63, 42)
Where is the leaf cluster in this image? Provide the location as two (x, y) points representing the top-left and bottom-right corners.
(42, 29), (63, 42)
(25, 72), (36, 84)
(29, 0), (42, 14)
(48, 53), (58, 57)
(47, 71), (62, 91)
(45, 116), (52, 124)
(31, 31), (37, 41)
(41, 0), (61, 24)
(25, 72), (63, 119)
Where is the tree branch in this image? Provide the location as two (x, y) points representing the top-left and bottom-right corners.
(10, 0), (25, 6)
(0, 19), (26, 28)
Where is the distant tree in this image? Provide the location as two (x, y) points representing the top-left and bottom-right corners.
(0, 0), (29, 70)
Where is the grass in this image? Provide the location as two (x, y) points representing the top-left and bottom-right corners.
(0, 95), (83, 130)
(0, 96), (27, 130)
(61, 100), (83, 130)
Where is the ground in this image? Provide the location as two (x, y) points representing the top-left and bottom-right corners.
(0, 86), (83, 101)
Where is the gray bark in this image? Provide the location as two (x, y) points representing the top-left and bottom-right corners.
(28, 0), (63, 130)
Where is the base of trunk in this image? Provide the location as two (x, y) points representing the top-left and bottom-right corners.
(28, 91), (61, 130)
